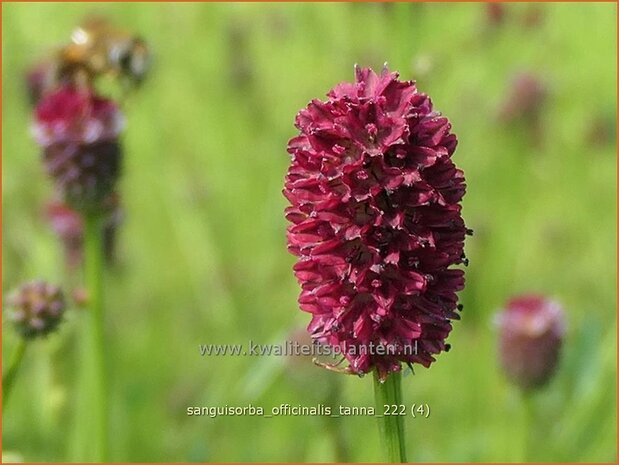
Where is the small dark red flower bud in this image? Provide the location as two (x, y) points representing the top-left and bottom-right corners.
(32, 86), (124, 213)
(46, 196), (123, 268)
(6, 281), (66, 339)
(499, 72), (546, 123)
(71, 287), (90, 308)
(522, 6), (545, 29)
(284, 66), (467, 380)
(497, 295), (566, 390)
(485, 4), (506, 27)
(46, 200), (83, 268)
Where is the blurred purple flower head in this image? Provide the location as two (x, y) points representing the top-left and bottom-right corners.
(32, 85), (124, 213)
(497, 295), (566, 390)
(7, 281), (66, 339)
(499, 72), (547, 123)
(284, 66), (468, 381)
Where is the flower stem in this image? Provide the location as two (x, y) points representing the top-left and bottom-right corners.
(521, 390), (535, 461)
(84, 213), (108, 461)
(373, 370), (407, 463)
(2, 339), (27, 409)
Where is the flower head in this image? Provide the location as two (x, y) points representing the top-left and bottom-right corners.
(284, 66), (468, 380)
(32, 85), (124, 213)
(496, 295), (566, 390)
(6, 281), (66, 339)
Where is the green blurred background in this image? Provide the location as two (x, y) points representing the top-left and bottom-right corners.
(2, 2), (617, 462)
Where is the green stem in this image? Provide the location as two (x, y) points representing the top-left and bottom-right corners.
(84, 213), (108, 462)
(521, 390), (535, 462)
(2, 339), (28, 409)
(374, 370), (407, 463)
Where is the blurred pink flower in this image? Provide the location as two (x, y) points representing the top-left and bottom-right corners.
(497, 295), (566, 390)
(32, 85), (124, 212)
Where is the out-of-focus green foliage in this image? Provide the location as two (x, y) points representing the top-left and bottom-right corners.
(2, 2), (616, 462)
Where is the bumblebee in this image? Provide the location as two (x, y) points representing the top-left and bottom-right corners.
(56, 16), (150, 90)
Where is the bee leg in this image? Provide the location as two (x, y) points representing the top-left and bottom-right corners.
(312, 357), (356, 375)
